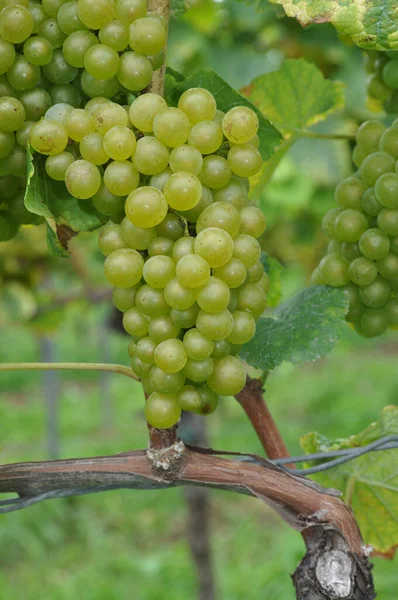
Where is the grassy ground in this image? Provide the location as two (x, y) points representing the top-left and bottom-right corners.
(0, 304), (397, 600)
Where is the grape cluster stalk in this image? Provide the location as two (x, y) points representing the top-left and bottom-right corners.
(22, 84), (268, 428)
(0, 0), (166, 240)
(365, 51), (398, 113)
(313, 119), (398, 338)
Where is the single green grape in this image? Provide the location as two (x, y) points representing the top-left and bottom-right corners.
(57, 0), (87, 35)
(65, 108), (95, 141)
(145, 392), (181, 429)
(81, 71), (120, 99)
(93, 102), (128, 134)
(319, 253), (350, 287)
(183, 357), (214, 383)
(155, 213), (185, 241)
(143, 255), (176, 289)
(183, 328), (214, 361)
(153, 338), (187, 374)
(41, 0), (63, 18)
(341, 242), (361, 261)
(164, 277), (196, 310)
(30, 1), (47, 32)
(129, 93), (167, 133)
(334, 209), (368, 243)
(149, 168), (172, 192)
(19, 89), (51, 121)
(163, 172), (202, 211)
(376, 253), (398, 279)
(360, 151), (394, 186)
(42, 49), (77, 85)
(222, 106), (259, 144)
(180, 186), (213, 223)
(99, 19), (129, 51)
(358, 276), (391, 308)
(213, 257), (247, 289)
(196, 385), (218, 415)
(239, 206), (266, 239)
(152, 107), (190, 148)
(29, 120), (68, 155)
(0, 97), (26, 132)
(77, 0), (115, 29)
(104, 161), (140, 197)
(45, 152), (75, 181)
(379, 126), (398, 158)
(227, 144), (262, 178)
(211, 339), (231, 359)
(103, 247), (144, 288)
(382, 59), (398, 89)
(361, 188), (382, 217)
(103, 126), (136, 161)
(44, 103), (74, 124)
(0, 38), (15, 76)
(148, 315), (180, 344)
(360, 308), (388, 337)
(23, 36), (53, 67)
(0, 130), (15, 159)
(348, 257), (378, 286)
(112, 285), (139, 312)
(117, 51), (153, 91)
(193, 229), (233, 270)
(125, 186), (168, 228)
(207, 355), (246, 396)
(213, 178), (248, 210)
(374, 172), (398, 208)
(65, 159), (101, 199)
(377, 209), (398, 236)
(178, 88), (216, 125)
(176, 254), (210, 289)
(50, 84), (81, 107)
(120, 217), (155, 250)
(355, 120), (386, 152)
(79, 132), (108, 165)
(196, 277), (230, 313)
(247, 261), (265, 284)
(335, 177), (366, 210)
(199, 155), (231, 189)
(359, 228), (391, 259)
(132, 136), (169, 175)
(98, 224), (128, 256)
(84, 44), (120, 80)
(7, 56), (40, 91)
(188, 121), (223, 155)
(169, 304), (199, 329)
(385, 298), (398, 326)
(0, 5), (33, 43)
(38, 18), (67, 48)
(135, 284), (169, 318)
(128, 17), (166, 55)
(236, 283), (267, 318)
(131, 355), (152, 378)
(3, 145), (27, 177)
(196, 202), (240, 238)
(177, 385), (202, 413)
(148, 236), (174, 257)
(196, 309), (233, 341)
(115, 0), (146, 22)
(122, 307), (149, 336)
(148, 366), (185, 394)
(233, 233), (261, 268)
(92, 184), (125, 216)
(228, 310), (256, 344)
(135, 337), (156, 364)
(169, 145), (203, 175)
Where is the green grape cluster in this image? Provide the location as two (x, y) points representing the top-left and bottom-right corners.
(313, 119), (398, 338)
(365, 51), (398, 114)
(69, 89), (265, 430)
(0, 0), (166, 241)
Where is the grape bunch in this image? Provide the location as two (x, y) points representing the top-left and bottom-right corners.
(26, 88), (267, 429)
(313, 119), (398, 338)
(365, 51), (398, 114)
(0, 0), (166, 241)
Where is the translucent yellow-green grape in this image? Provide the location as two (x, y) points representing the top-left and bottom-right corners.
(213, 177), (248, 210)
(148, 366), (185, 394)
(103, 248), (144, 288)
(120, 217), (156, 250)
(143, 255), (176, 288)
(183, 328), (214, 360)
(103, 126), (136, 160)
(228, 310), (256, 344)
(29, 119), (68, 155)
(236, 283), (267, 318)
(122, 307), (149, 336)
(80, 132), (109, 165)
(125, 186), (168, 228)
(176, 254), (210, 288)
(169, 304), (199, 329)
(128, 93), (167, 132)
(169, 145), (203, 175)
(154, 338), (187, 374)
(194, 227), (234, 268)
(199, 155), (231, 189)
(171, 237), (195, 263)
(132, 136), (169, 175)
(213, 257), (247, 288)
(183, 357), (214, 383)
(77, 0), (115, 29)
(45, 151), (75, 181)
(188, 121), (223, 155)
(149, 167), (172, 192)
(93, 102), (128, 134)
(104, 161), (139, 196)
(207, 355), (246, 396)
(65, 160), (101, 199)
(177, 385), (202, 412)
(65, 108), (95, 141)
(148, 315), (180, 343)
(164, 172), (202, 211)
(196, 309), (234, 340)
(196, 202), (240, 238)
(196, 277), (230, 313)
(153, 107), (190, 148)
(178, 87), (217, 125)
(117, 51), (153, 91)
(239, 206), (266, 238)
(145, 392), (181, 429)
(128, 17), (166, 55)
(233, 233), (261, 268)
(155, 212), (185, 241)
(97, 223), (128, 256)
(112, 285), (139, 312)
(222, 106), (259, 144)
(135, 284), (169, 317)
(164, 277), (197, 310)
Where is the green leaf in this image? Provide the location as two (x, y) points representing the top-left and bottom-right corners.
(240, 285), (349, 371)
(24, 150), (104, 255)
(261, 252), (283, 308)
(243, 59), (345, 137)
(301, 405), (398, 557)
(170, 0), (186, 18)
(165, 67), (283, 161)
(267, 0), (398, 50)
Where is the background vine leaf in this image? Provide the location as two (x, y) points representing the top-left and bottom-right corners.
(240, 285), (349, 371)
(266, 0), (398, 50)
(301, 405), (398, 557)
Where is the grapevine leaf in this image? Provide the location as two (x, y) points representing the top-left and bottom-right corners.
(24, 151), (104, 255)
(301, 405), (398, 557)
(266, 0), (398, 51)
(240, 285), (349, 371)
(261, 252), (283, 307)
(165, 67), (283, 161)
(170, 0), (186, 18)
(241, 59), (345, 138)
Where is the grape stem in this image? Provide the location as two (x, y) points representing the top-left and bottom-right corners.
(0, 362), (139, 381)
(144, 0), (170, 97)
